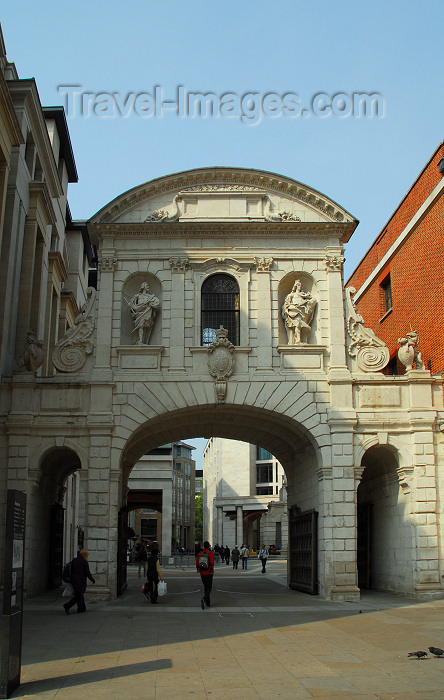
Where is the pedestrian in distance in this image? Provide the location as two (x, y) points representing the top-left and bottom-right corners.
(145, 547), (163, 604)
(137, 540), (148, 578)
(224, 545), (230, 565)
(231, 545), (240, 569)
(258, 544), (269, 573)
(240, 544), (249, 569)
(63, 549), (95, 614)
(196, 540), (214, 609)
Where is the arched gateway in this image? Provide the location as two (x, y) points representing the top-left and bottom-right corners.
(2, 168), (443, 601)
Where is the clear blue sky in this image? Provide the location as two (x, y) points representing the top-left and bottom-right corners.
(3, 1), (443, 465)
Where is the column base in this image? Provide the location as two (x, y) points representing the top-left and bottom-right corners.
(413, 583), (444, 599)
(86, 586), (113, 601)
(328, 585), (361, 601)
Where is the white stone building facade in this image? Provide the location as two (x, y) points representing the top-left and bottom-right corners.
(1, 161), (442, 601)
(0, 27), (443, 600)
(203, 437), (288, 550)
(128, 441), (196, 555)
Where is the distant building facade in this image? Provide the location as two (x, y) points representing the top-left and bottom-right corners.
(203, 438), (288, 550)
(128, 441), (196, 554)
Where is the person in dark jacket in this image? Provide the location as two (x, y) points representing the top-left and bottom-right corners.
(231, 545), (240, 569)
(145, 547), (163, 604)
(196, 541), (214, 609)
(63, 549), (95, 614)
(224, 545), (230, 565)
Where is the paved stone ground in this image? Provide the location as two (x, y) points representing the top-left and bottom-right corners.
(6, 558), (444, 699)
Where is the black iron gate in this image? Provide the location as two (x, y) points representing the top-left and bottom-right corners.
(357, 502), (372, 589)
(49, 503), (64, 589)
(289, 507), (318, 594)
(117, 507), (128, 596)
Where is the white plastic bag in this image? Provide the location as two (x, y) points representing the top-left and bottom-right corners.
(62, 583), (74, 597)
(157, 580), (167, 597)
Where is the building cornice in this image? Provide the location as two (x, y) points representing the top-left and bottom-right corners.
(7, 79), (63, 198)
(0, 70), (23, 151)
(88, 220), (355, 244)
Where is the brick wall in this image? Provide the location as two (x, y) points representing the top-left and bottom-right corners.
(347, 143), (444, 373)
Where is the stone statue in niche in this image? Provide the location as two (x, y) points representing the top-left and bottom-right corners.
(282, 279), (317, 344)
(127, 282), (160, 345)
(398, 330), (424, 371)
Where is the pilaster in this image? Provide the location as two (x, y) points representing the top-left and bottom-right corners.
(94, 252), (117, 372)
(168, 258), (189, 372)
(254, 258), (273, 372)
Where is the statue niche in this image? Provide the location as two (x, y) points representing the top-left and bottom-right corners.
(126, 282), (160, 345)
(282, 279), (317, 345)
(121, 277), (162, 346)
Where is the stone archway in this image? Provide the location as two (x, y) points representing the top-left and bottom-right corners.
(116, 404), (322, 596)
(29, 447), (82, 595)
(357, 445), (412, 595)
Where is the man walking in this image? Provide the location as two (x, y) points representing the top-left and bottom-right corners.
(63, 549), (95, 614)
(240, 544), (249, 570)
(258, 544), (269, 573)
(196, 541), (214, 609)
(231, 545), (240, 569)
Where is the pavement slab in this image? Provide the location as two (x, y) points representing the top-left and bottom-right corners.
(2, 560), (444, 699)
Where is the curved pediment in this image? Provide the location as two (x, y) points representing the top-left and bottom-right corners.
(90, 167), (357, 231)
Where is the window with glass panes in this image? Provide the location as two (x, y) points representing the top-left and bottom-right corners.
(201, 274), (240, 346)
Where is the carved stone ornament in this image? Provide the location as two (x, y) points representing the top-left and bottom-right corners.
(397, 330), (425, 371)
(144, 195), (180, 222)
(98, 257), (117, 270)
(126, 282), (160, 345)
(15, 330), (44, 374)
(169, 257), (190, 272)
(263, 196), (301, 222)
(282, 279), (317, 344)
(207, 326), (236, 403)
(325, 254), (345, 271)
(345, 287), (389, 372)
(253, 256), (273, 272)
(52, 287), (97, 373)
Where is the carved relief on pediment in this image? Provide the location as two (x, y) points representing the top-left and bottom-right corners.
(93, 169), (357, 226)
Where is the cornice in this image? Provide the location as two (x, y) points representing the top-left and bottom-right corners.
(7, 79), (63, 199)
(48, 251), (68, 283)
(0, 70), (24, 150)
(29, 181), (56, 226)
(89, 220), (355, 243)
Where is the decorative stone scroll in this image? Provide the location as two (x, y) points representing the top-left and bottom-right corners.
(207, 326), (235, 403)
(52, 287), (97, 373)
(15, 330), (44, 374)
(397, 331), (424, 371)
(144, 195), (180, 222)
(253, 256), (273, 272)
(345, 287), (389, 372)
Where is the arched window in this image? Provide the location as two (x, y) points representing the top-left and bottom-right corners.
(201, 274), (240, 346)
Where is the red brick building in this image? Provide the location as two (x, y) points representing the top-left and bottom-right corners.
(346, 142), (444, 375)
